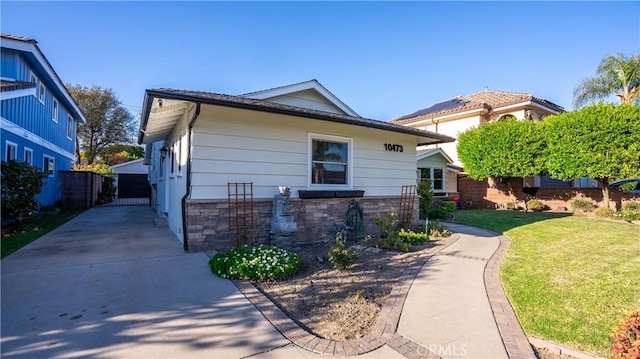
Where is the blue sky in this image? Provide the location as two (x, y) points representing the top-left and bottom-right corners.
(2, 1), (639, 122)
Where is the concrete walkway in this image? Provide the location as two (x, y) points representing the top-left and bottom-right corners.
(235, 223), (535, 359)
(1, 207), (535, 358)
(398, 224), (508, 358)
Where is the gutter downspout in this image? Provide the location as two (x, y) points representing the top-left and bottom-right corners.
(181, 103), (201, 252)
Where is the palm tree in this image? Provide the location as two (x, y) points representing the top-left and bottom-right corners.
(573, 52), (640, 109)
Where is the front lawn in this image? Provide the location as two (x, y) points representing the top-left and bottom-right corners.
(454, 210), (640, 358)
(1, 209), (85, 258)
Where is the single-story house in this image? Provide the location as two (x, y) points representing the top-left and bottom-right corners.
(138, 80), (454, 252)
(417, 148), (460, 199)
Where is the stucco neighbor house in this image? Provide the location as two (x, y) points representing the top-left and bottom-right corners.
(138, 80), (454, 252)
(1, 34), (87, 207)
(391, 89), (571, 190)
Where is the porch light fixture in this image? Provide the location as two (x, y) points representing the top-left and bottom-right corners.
(160, 145), (169, 159)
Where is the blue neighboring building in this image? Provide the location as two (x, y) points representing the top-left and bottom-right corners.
(1, 34), (86, 207)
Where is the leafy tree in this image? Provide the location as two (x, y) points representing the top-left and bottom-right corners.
(457, 118), (546, 205)
(67, 85), (136, 164)
(573, 52), (640, 109)
(1, 161), (48, 223)
(99, 144), (144, 165)
(545, 103), (640, 208)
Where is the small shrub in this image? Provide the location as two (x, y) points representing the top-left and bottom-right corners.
(612, 311), (640, 359)
(440, 201), (457, 213)
(1, 161), (48, 223)
(623, 201), (640, 211)
(374, 210), (397, 237)
(328, 241), (359, 270)
(396, 228), (429, 245)
(526, 199), (546, 212)
(427, 220), (452, 237)
(377, 233), (410, 252)
(614, 210), (640, 221)
(417, 181), (434, 220)
(570, 198), (596, 212)
(594, 207), (614, 218)
(208, 245), (302, 281)
(504, 201), (516, 210)
(427, 207), (449, 220)
(427, 200), (457, 220)
(377, 228), (430, 252)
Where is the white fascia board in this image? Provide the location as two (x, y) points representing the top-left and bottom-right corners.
(492, 100), (561, 115)
(110, 158), (146, 169)
(1, 38), (87, 124)
(417, 147), (454, 164)
(243, 80), (360, 117)
(408, 107), (486, 127)
(0, 116), (75, 160)
(1, 87), (37, 100)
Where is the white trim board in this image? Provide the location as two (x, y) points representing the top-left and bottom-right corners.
(0, 116), (75, 160)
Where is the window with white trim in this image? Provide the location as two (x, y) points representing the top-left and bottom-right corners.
(29, 72), (38, 99)
(419, 167), (445, 193)
(24, 148), (33, 165)
(67, 115), (73, 139)
(43, 155), (55, 177)
(309, 133), (352, 186)
(5, 141), (17, 161)
(177, 137), (182, 175)
(53, 99), (59, 123)
(39, 82), (46, 104)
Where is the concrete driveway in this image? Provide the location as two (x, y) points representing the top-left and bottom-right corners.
(1, 207), (289, 358)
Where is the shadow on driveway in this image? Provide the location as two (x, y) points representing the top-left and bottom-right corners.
(1, 207), (288, 358)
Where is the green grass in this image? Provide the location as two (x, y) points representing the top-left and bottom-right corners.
(1, 209), (85, 258)
(455, 209), (640, 358)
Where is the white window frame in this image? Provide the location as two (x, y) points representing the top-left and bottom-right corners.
(67, 115), (73, 139)
(53, 99), (59, 123)
(29, 72), (38, 99)
(39, 82), (46, 104)
(308, 133), (353, 189)
(177, 136), (183, 177)
(43, 155), (55, 177)
(5, 141), (17, 161)
(24, 147), (33, 165)
(419, 167), (446, 193)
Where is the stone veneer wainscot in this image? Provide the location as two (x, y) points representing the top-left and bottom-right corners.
(185, 196), (419, 252)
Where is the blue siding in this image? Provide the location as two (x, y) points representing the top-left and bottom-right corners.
(1, 43), (79, 208)
(1, 50), (18, 79)
(0, 53), (75, 154)
(1, 129), (73, 206)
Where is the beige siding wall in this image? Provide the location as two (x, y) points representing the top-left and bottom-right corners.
(417, 116), (481, 166)
(264, 89), (344, 114)
(190, 104), (418, 200)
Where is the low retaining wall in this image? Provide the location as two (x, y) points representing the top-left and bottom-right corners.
(459, 177), (640, 210)
(185, 196), (419, 252)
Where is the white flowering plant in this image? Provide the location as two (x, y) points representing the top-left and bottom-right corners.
(209, 245), (302, 281)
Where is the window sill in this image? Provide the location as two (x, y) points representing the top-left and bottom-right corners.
(298, 190), (364, 199)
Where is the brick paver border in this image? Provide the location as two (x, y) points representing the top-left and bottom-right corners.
(483, 231), (537, 359)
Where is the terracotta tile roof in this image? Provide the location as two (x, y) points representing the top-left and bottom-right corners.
(141, 88), (456, 145)
(0, 80), (36, 92)
(391, 90), (564, 125)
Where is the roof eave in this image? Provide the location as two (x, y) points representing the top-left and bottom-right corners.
(139, 89), (455, 145)
(1, 36), (87, 124)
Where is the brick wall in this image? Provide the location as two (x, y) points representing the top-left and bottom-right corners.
(458, 177), (640, 210)
(185, 196), (419, 252)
